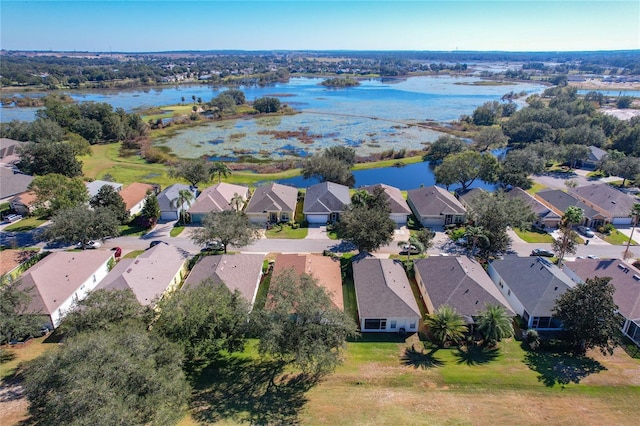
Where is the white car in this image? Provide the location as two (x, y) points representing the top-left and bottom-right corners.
(76, 240), (102, 249)
(577, 226), (595, 238)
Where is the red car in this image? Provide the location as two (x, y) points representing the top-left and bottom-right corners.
(111, 247), (122, 258)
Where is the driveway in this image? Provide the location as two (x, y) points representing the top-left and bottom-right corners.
(306, 225), (329, 240)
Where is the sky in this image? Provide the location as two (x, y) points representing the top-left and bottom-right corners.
(1, 1), (638, 52)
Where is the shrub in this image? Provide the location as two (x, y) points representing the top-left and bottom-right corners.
(526, 329), (540, 350)
(598, 223), (615, 235)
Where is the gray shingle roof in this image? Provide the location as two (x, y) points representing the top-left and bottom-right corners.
(489, 256), (575, 317)
(0, 167), (33, 199)
(245, 182), (298, 214)
(85, 180), (123, 198)
(506, 187), (561, 220)
(183, 253), (265, 305)
(353, 257), (421, 319)
(188, 182), (249, 214)
(564, 258), (640, 321)
(414, 256), (513, 317)
(360, 184), (411, 215)
(407, 185), (466, 216)
(570, 184), (636, 218)
(303, 181), (351, 214)
(536, 189), (602, 219)
(157, 183), (193, 211)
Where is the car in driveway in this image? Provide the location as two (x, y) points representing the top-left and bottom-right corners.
(401, 244), (422, 255)
(577, 226), (595, 238)
(530, 248), (555, 257)
(76, 240), (102, 249)
(201, 241), (224, 252)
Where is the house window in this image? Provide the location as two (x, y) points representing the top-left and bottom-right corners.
(364, 319), (387, 330)
(390, 320), (397, 329)
(409, 321), (416, 329)
(281, 213), (289, 222)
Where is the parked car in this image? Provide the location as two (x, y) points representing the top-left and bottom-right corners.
(577, 226), (595, 238)
(531, 248), (554, 257)
(111, 246), (122, 257)
(4, 214), (23, 223)
(401, 244), (421, 254)
(76, 240), (101, 249)
(148, 240), (165, 249)
(201, 241), (224, 252)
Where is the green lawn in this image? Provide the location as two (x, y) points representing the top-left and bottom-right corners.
(170, 225), (185, 237)
(603, 230), (636, 245)
(122, 249), (145, 259)
(526, 182), (547, 194)
(3, 216), (48, 232)
(514, 227), (554, 243)
(0, 202), (10, 216)
(265, 224), (308, 239)
(118, 221), (148, 237)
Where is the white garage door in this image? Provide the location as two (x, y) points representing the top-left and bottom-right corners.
(390, 213), (408, 225)
(160, 210), (178, 221)
(422, 218), (443, 227)
(306, 214), (329, 224)
(612, 217), (633, 225)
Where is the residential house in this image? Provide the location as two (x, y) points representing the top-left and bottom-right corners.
(569, 184), (636, 225)
(85, 180), (123, 198)
(157, 183), (195, 221)
(9, 191), (37, 216)
(303, 181), (350, 224)
(487, 256), (576, 330)
(563, 258), (640, 347)
(535, 189), (607, 228)
(0, 138), (25, 167)
(96, 243), (189, 305)
(188, 182), (249, 224)
(17, 251), (114, 329)
(506, 187), (562, 229)
(582, 145), (607, 169)
(352, 256), (421, 332)
(0, 167), (33, 201)
(407, 185), (466, 227)
(360, 183), (411, 226)
(183, 253), (265, 307)
(119, 182), (157, 217)
(273, 253), (343, 310)
(245, 182), (298, 224)
(414, 256), (514, 322)
(455, 187), (485, 210)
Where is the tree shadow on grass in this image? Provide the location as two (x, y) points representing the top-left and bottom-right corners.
(190, 355), (318, 425)
(453, 345), (500, 366)
(523, 349), (607, 387)
(400, 345), (445, 369)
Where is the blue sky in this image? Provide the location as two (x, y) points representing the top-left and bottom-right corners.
(1, 1), (638, 52)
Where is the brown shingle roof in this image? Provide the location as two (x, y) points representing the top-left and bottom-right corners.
(360, 184), (411, 215)
(245, 183), (298, 214)
(273, 254), (343, 310)
(17, 251), (114, 316)
(188, 182), (249, 214)
(183, 253), (265, 306)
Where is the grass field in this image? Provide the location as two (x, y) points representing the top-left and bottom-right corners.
(3, 216), (47, 232)
(526, 182), (547, 194)
(514, 228), (555, 243)
(603, 230), (636, 245)
(265, 224), (308, 239)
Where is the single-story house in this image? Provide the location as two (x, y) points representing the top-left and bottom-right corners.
(273, 253), (343, 310)
(188, 182), (249, 224)
(183, 253), (265, 308)
(9, 191), (37, 216)
(582, 145), (607, 169)
(119, 182), (157, 217)
(569, 184), (636, 225)
(455, 187), (485, 210)
(16, 250), (114, 329)
(0, 167), (33, 201)
(487, 256), (576, 330)
(563, 258), (640, 347)
(535, 189), (607, 228)
(245, 182), (298, 224)
(506, 187), (562, 229)
(97, 243), (189, 306)
(0, 138), (25, 167)
(360, 184), (411, 226)
(414, 256), (514, 321)
(157, 183), (196, 221)
(352, 256), (421, 333)
(407, 185), (466, 227)
(85, 180), (123, 198)
(303, 181), (350, 224)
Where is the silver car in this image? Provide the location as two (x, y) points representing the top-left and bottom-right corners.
(577, 226), (595, 238)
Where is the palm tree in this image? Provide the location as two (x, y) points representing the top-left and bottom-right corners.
(229, 192), (244, 212)
(171, 189), (195, 225)
(211, 161), (231, 183)
(424, 305), (468, 347)
(476, 304), (514, 347)
(623, 203), (640, 259)
(350, 189), (370, 207)
(397, 235), (424, 262)
(463, 225), (489, 257)
(555, 206), (584, 266)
